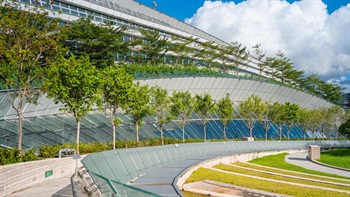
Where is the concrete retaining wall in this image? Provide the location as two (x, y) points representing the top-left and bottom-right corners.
(0, 157), (83, 197)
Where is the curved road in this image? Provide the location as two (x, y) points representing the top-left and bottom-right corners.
(285, 152), (350, 178)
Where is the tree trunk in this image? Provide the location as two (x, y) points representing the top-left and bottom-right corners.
(223, 125), (226, 140)
(303, 132), (305, 140)
(313, 130), (316, 140)
(279, 125), (282, 141)
(249, 126), (253, 138)
(265, 129), (268, 141)
(17, 104), (23, 152)
(112, 122), (116, 150)
(136, 122), (139, 142)
(182, 124), (185, 143)
(287, 130), (290, 140)
(160, 124), (163, 145)
(204, 123), (207, 142)
(76, 120), (81, 155)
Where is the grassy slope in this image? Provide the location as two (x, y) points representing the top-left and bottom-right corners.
(249, 153), (350, 179)
(186, 168), (350, 197)
(319, 148), (350, 170)
(234, 162), (350, 184)
(215, 163), (350, 191)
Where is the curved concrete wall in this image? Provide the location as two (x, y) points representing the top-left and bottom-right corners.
(137, 77), (333, 109)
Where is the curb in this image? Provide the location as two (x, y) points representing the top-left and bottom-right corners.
(307, 156), (350, 172)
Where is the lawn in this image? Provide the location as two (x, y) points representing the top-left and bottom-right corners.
(319, 148), (350, 169)
(185, 168), (350, 197)
(234, 162), (350, 184)
(215, 163), (350, 191)
(249, 152), (350, 179)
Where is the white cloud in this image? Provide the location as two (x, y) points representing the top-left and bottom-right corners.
(185, 0), (350, 90)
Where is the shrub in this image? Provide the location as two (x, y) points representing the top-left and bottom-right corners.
(0, 148), (21, 165)
(23, 148), (39, 162)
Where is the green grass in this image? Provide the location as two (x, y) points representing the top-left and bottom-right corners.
(182, 191), (208, 197)
(186, 168), (350, 197)
(249, 153), (350, 179)
(234, 162), (350, 184)
(319, 148), (350, 169)
(214, 164), (350, 191)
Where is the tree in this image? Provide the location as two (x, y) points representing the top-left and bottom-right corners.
(0, 3), (63, 151)
(327, 106), (346, 139)
(266, 51), (294, 84)
(150, 86), (171, 145)
(299, 108), (311, 140)
(282, 102), (301, 140)
(139, 29), (169, 65)
(42, 55), (100, 154)
(62, 18), (128, 69)
(238, 95), (265, 138)
(170, 91), (194, 142)
(125, 82), (152, 142)
(195, 93), (217, 142)
(261, 101), (273, 141)
(100, 66), (133, 150)
(337, 112), (350, 138)
(231, 41), (249, 75)
(217, 93), (234, 139)
(215, 45), (232, 74)
(168, 36), (197, 65)
(252, 43), (266, 78)
(307, 108), (322, 140)
(270, 102), (285, 141)
(195, 41), (218, 70)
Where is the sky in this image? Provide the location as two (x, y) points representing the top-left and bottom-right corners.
(136, 0), (350, 92)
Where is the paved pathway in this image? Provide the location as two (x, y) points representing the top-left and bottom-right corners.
(285, 152), (350, 178)
(6, 176), (85, 197)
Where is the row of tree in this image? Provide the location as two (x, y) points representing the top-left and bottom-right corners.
(43, 56), (349, 155)
(0, 3), (347, 153)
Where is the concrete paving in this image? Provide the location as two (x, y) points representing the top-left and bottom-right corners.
(5, 175), (85, 197)
(285, 152), (350, 178)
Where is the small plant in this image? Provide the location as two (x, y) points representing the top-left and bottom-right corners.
(22, 148), (39, 162)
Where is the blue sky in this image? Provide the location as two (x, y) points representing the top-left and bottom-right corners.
(137, 0), (350, 21)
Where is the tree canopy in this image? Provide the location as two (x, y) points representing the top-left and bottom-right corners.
(42, 55), (101, 154)
(0, 3), (63, 151)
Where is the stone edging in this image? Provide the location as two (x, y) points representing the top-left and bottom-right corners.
(175, 149), (306, 193)
(307, 156), (350, 172)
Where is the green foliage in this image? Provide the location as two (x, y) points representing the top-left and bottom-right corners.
(120, 63), (219, 78)
(139, 29), (169, 65)
(195, 93), (217, 142)
(100, 65), (133, 149)
(282, 102), (301, 140)
(22, 148), (39, 162)
(0, 2), (64, 151)
(62, 18), (128, 69)
(238, 95), (265, 137)
(42, 55), (101, 154)
(339, 118), (350, 137)
(150, 86), (171, 145)
(125, 82), (152, 142)
(0, 148), (21, 165)
(319, 148), (350, 169)
(170, 91), (195, 142)
(217, 93), (234, 139)
(39, 144), (63, 158)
